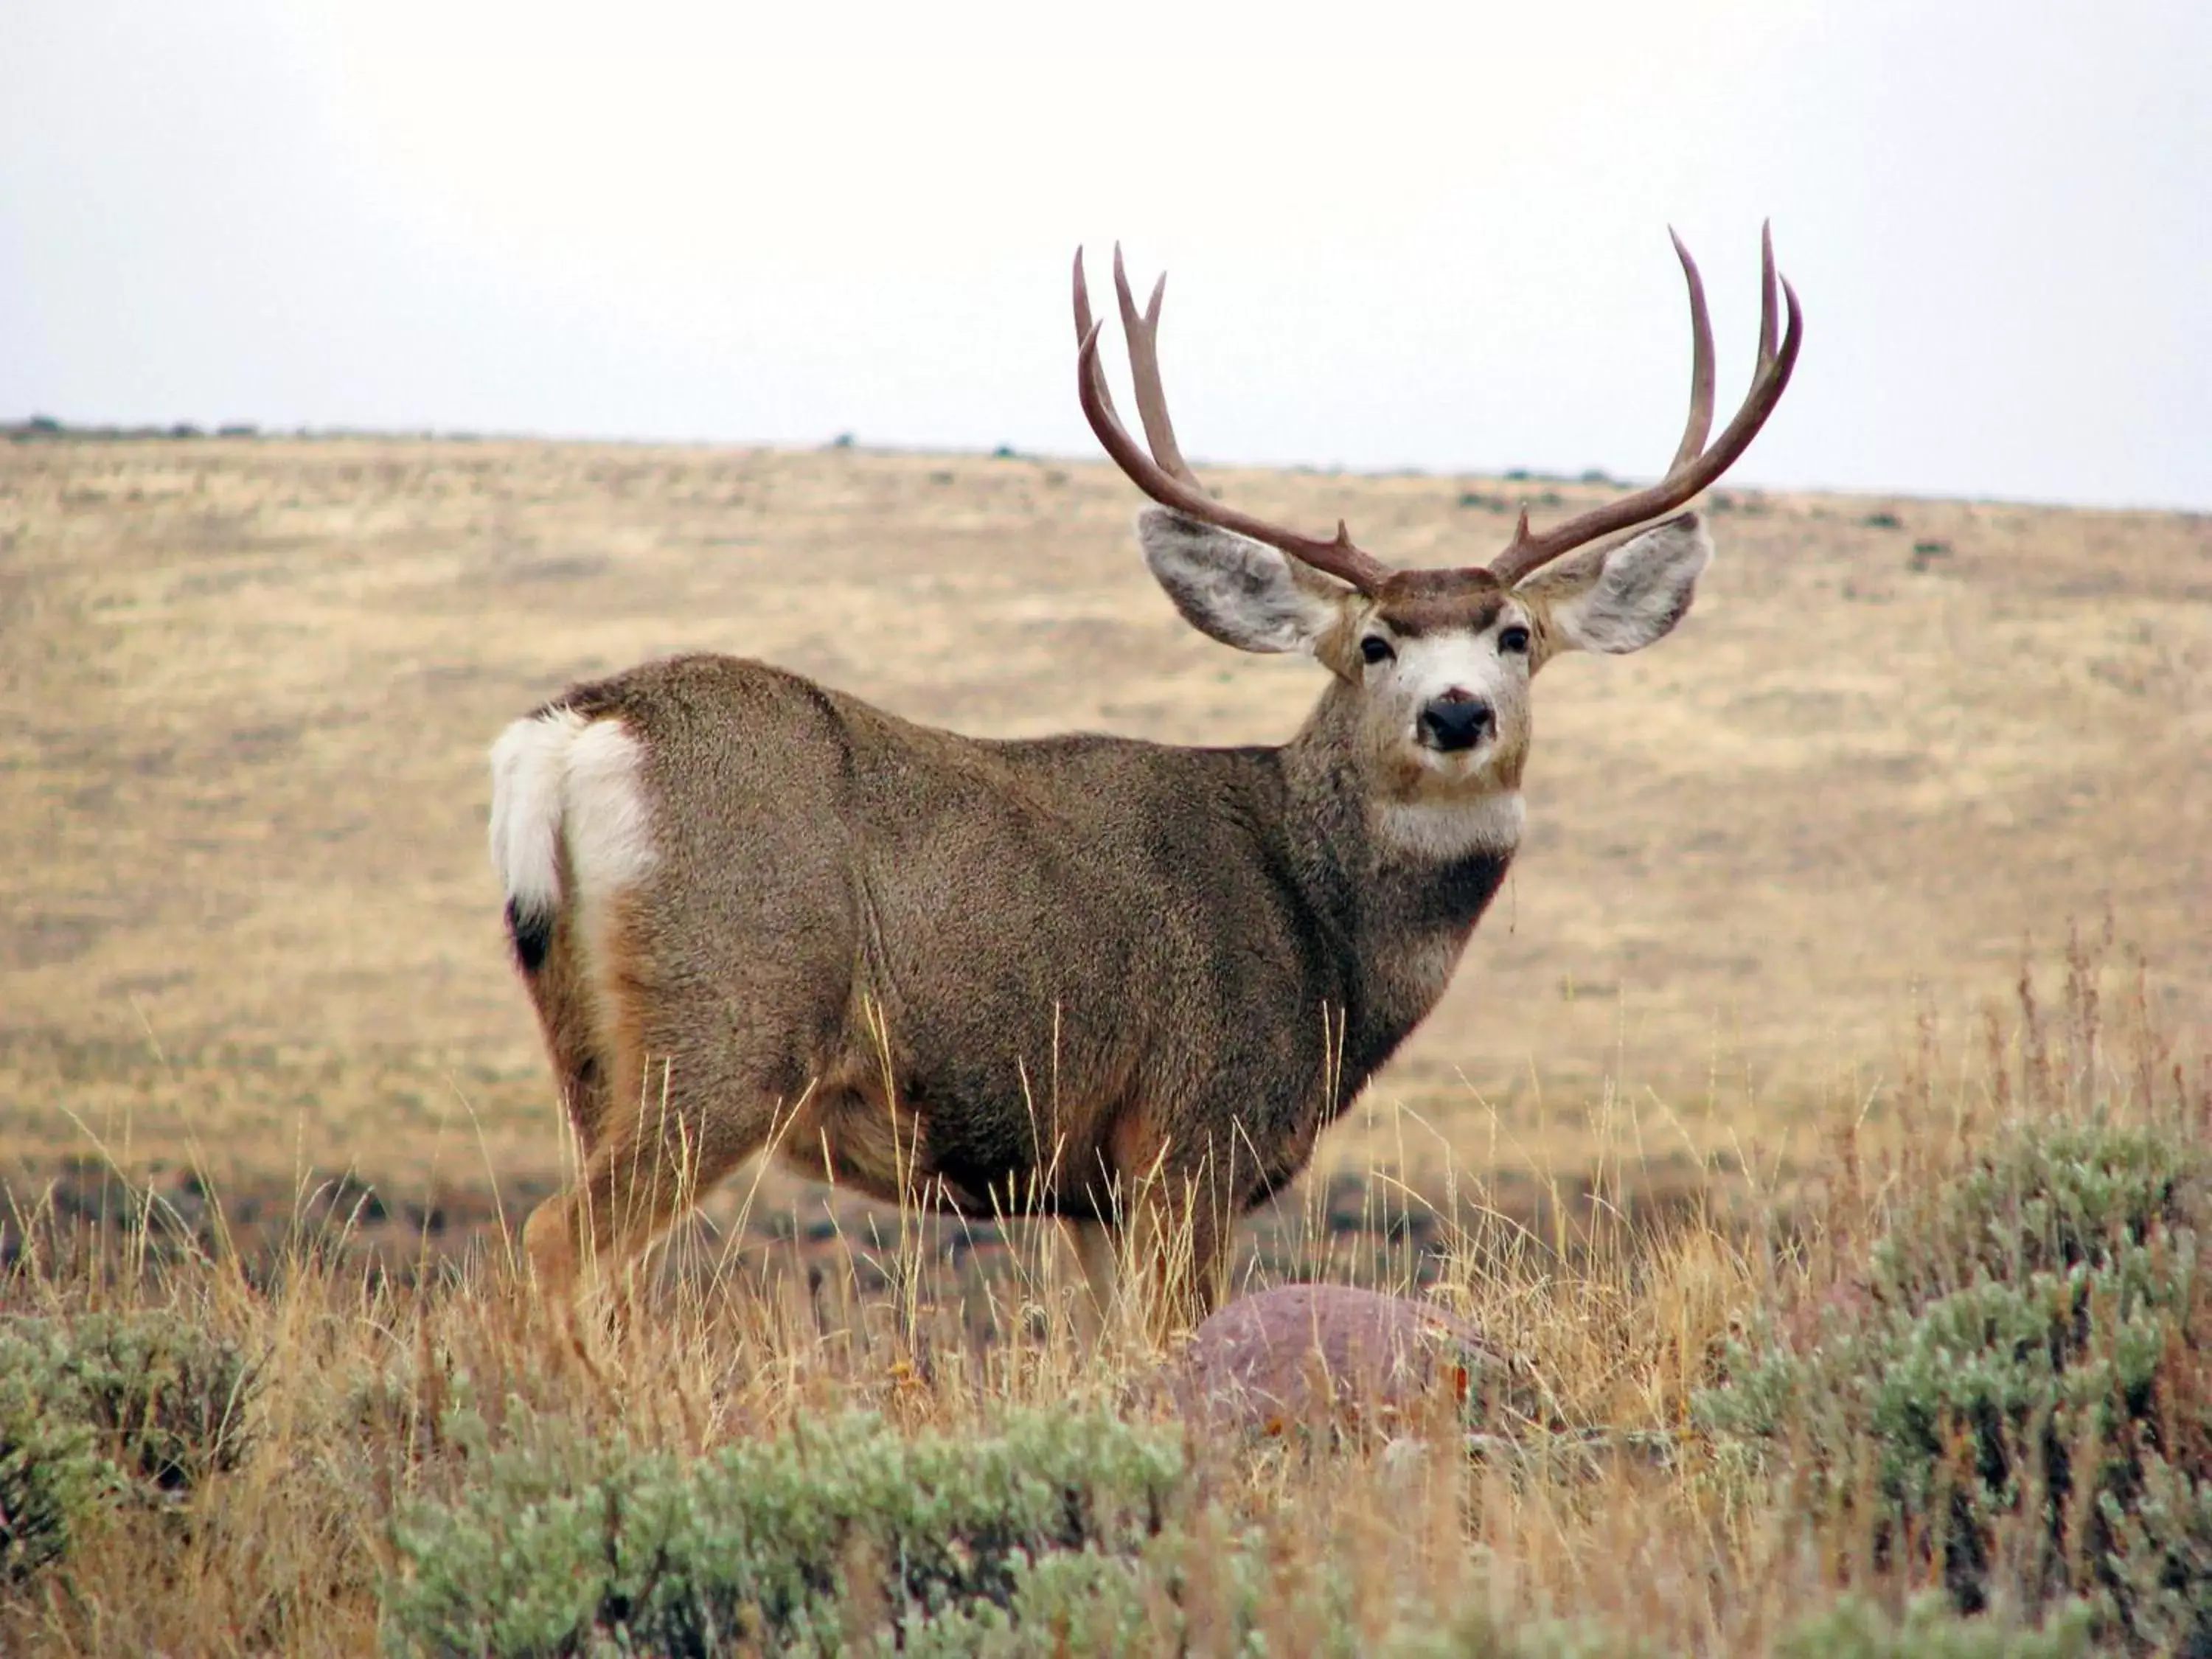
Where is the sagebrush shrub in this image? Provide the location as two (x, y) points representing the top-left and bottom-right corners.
(52, 1308), (259, 1493)
(0, 1332), (108, 1582)
(1699, 1117), (2212, 1651)
(0, 1307), (254, 1589)
(1776, 1593), (2096, 1658)
(2097, 1448), (2212, 1656)
(383, 1406), (1186, 1656)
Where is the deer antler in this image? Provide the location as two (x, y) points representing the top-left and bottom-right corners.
(1483, 225), (1802, 585)
(1074, 245), (1396, 596)
(1075, 232), (1801, 594)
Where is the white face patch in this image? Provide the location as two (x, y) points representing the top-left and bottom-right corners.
(1391, 632), (1528, 762)
(1357, 602), (1536, 786)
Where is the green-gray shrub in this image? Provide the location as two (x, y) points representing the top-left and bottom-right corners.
(854, 1547), (1164, 1658)
(0, 1308), (254, 1584)
(1386, 1608), (1663, 1658)
(1778, 1593), (2097, 1658)
(0, 1334), (108, 1582)
(382, 1406), (1186, 1656)
(1698, 1118), (2212, 1650)
(52, 1309), (258, 1492)
(2097, 1448), (2212, 1655)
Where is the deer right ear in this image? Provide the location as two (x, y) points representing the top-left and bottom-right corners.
(1136, 507), (1341, 656)
(1515, 512), (1714, 655)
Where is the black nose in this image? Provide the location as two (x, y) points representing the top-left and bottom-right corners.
(1419, 695), (1494, 752)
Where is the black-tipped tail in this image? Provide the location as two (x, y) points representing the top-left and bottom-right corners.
(505, 897), (554, 973)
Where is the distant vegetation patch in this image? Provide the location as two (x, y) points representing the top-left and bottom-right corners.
(5, 415), (265, 442)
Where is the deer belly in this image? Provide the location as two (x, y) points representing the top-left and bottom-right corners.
(780, 1077), (1097, 1219)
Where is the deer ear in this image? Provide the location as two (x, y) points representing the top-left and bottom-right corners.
(1516, 512), (1713, 655)
(1135, 507), (1342, 655)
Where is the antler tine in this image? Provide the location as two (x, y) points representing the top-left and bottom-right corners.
(1073, 246), (1099, 361)
(1486, 229), (1804, 587)
(1072, 246), (1394, 596)
(1112, 244), (1202, 490)
(1666, 228), (1717, 473)
(1072, 246), (1133, 439)
(1757, 220), (1779, 371)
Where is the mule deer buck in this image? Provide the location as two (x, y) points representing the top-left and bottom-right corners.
(490, 229), (1801, 1329)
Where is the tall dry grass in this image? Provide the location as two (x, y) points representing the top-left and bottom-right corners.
(1, 933), (2202, 1655)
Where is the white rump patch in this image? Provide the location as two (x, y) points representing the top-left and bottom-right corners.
(487, 708), (656, 922)
(561, 719), (657, 900)
(488, 706), (589, 920)
(1374, 791), (1525, 863)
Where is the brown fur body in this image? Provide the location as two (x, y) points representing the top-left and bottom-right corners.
(512, 647), (1512, 1318)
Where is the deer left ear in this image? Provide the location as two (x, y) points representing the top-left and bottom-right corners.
(1135, 506), (1343, 655)
(1515, 512), (1714, 655)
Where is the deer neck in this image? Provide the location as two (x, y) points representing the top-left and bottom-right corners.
(1276, 679), (1521, 1087)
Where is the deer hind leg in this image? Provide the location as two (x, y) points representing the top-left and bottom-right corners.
(519, 904), (617, 1160)
(521, 1059), (771, 1304)
(521, 914), (845, 1304)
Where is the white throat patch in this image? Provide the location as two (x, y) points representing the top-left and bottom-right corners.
(1373, 790), (1525, 863)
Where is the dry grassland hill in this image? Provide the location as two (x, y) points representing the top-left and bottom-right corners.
(2, 438), (2206, 1223)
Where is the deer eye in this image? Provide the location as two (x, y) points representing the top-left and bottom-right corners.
(1359, 635), (1395, 666)
(1498, 625), (1531, 655)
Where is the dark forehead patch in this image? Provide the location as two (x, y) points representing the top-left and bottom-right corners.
(1372, 567), (1508, 637)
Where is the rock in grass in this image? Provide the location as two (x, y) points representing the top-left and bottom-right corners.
(1164, 1284), (1509, 1436)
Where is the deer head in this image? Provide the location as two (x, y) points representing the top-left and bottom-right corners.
(1075, 234), (1802, 810)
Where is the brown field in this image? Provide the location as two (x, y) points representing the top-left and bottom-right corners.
(5, 437), (2206, 1217)
(1, 436), (2209, 1655)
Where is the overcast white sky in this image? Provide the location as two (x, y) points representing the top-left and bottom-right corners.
(3, 0), (2207, 509)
